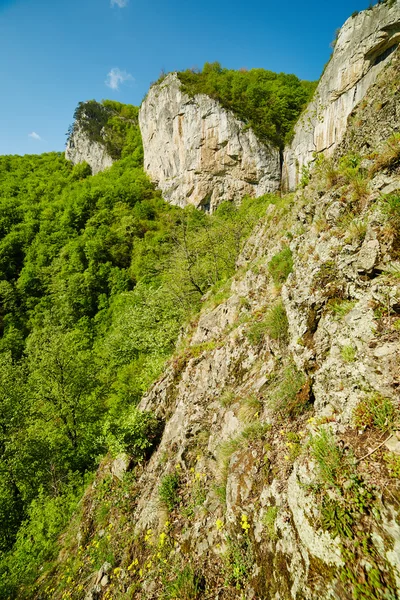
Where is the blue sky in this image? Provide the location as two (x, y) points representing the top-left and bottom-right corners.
(0, 0), (377, 156)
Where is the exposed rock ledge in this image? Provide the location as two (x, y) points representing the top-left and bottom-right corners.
(283, 1), (400, 190)
(65, 127), (114, 175)
(139, 73), (281, 212)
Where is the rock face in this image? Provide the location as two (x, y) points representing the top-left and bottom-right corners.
(283, 1), (400, 190)
(139, 73), (281, 211)
(65, 128), (114, 175)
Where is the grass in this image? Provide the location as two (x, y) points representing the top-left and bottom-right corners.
(216, 423), (271, 494)
(264, 301), (289, 342)
(267, 247), (293, 285)
(328, 299), (356, 318)
(223, 533), (254, 591)
(246, 317), (268, 346)
(270, 364), (309, 418)
(159, 472), (181, 511)
(246, 301), (289, 346)
(353, 394), (398, 432)
(309, 428), (344, 487)
(262, 506), (278, 540)
(238, 396), (263, 423)
(219, 389), (237, 407)
(340, 344), (357, 362)
(369, 133), (400, 176)
(164, 565), (202, 600)
(384, 453), (400, 478)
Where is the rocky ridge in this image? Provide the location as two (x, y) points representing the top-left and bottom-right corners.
(139, 73), (281, 212)
(65, 127), (114, 176)
(283, 1), (400, 190)
(50, 49), (400, 600)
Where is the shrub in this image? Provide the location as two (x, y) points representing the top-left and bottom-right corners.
(267, 247), (293, 285)
(104, 409), (162, 460)
(159, 472), (181, 511)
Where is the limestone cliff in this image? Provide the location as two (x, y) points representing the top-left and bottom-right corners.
(139, 73), (281, 212)
(283, 1), (400, 190)
(65, 127), (114, 175)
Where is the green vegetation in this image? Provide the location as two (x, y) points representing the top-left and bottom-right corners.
(264, 300), (289, 342)
(176, 62), (317, 148)
(164, 565), (202, 599)
(262, 506), (278, 540)
(67, 99), (143, 161)
(328, 299), (356, 318)
(310, 427), (399, 599)
(340, 344), (357, 362)
(267, 246), (293, 285)
(246, 300), (289, 346)
(270, 363), (309, 417)
(353, 394), (398, 432)
(0, 110), (275, 596)
(159, 472), (181, 511)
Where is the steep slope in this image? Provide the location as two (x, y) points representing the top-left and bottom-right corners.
(33, 48), (400, 600)
(283, 0), (400, 190)
(66, 100), (143, 175)
(139, 73), (281, 212)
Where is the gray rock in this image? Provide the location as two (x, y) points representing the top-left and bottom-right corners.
(283, 2), (400, 190)
(111, 453), (130, 481)
(357, 239), (380, 273)
(139, 73), (281, 211)
(66, 127), (114, 175)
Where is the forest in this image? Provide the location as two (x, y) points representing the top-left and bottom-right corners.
(176, 62), (317, 148)
(0, 103), (275, 597)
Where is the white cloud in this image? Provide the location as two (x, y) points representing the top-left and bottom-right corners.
(28, 132), (42, 141)
(105, 67), (133, 91)
(110, 0), (128, 7)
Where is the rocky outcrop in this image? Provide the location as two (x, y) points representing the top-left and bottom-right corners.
(283, 1), (400, 190)
(65, 128), (114, 175)
(139, 73), (281, 212)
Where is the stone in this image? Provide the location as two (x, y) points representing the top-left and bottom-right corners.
(385, 434), (400, 455)
(111, 453), (130, 481)
(283, 2), (400, 190)
(357, 239), (380, 273)
(139, 73), (281, 212)
(66, 127), (114, 175)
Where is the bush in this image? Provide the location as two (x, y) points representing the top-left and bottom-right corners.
(104, 409), (162, 460)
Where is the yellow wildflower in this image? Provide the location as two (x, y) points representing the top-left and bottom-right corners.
(215, 519), (224, 531)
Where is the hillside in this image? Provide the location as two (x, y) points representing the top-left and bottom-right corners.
(0, 2), (400, 600)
